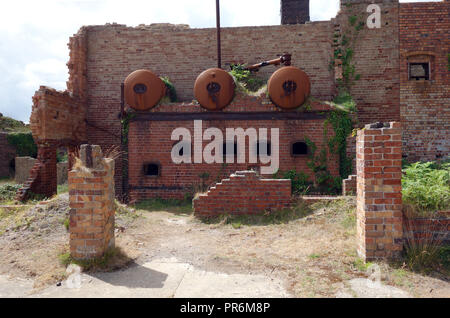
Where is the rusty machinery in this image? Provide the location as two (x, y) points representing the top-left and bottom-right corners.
(123, 0), (310, 112)
(123, 69), (166, 111)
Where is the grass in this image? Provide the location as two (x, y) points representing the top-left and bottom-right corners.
(403, 215), (449, 275)
(57, 183), (68, 194)
(352, 258), (373, 272)
(402, 161), (450, 216)
(0, 182), (21, 204)
(0, 115), (30, 133)
(132, 198), (192, 215)
(58, 246), (133, 272)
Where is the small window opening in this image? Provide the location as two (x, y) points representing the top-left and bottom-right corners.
(409, 63), (430, 81)
(292, 141), (308, 156)
(143, 163), (160, 176)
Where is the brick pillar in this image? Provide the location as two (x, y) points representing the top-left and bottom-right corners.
(69, 144), (115, 260)
(32, 144), (57, 198)
(356, 122), (403, 261)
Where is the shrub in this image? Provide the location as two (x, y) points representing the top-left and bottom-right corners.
(161, 76), (178, 102)
(402, 161), (450, 215)
(6, 132), (37, 158)
(230, 64), (266, 92)
(274, 170), (312, 195)
(0, 183), (21, 202)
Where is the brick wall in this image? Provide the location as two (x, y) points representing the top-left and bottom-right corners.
(69, 145), (115, 260)
(70, 0), (406, 197)
(127, 93), (339, 201)
(337, 0), (401, 126)
(399, 1), (450, 162)
(30, 86), (86, 143)
(15, 157), (36, 184)
(404, 211), (450, 247)
(0, 133), (16, 178)
(356, 122), (403, 261)
(16, 145), (58, 201)
(342, 174), (357, 195)
(193, 170), (291, 217)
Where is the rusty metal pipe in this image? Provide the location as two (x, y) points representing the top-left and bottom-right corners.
(246, 53), (292, 72)
(216, 0), (222, 69)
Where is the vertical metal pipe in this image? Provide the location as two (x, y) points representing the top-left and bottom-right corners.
(216, 0), (222, 69)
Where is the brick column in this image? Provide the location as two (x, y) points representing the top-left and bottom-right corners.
(356, 122), (403, 261)
(32, 144), (57, 198)
(69, 144), (115, 260)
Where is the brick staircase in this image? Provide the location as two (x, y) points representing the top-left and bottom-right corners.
(15, 160), (43, 201)
(193, 171), (292, 217)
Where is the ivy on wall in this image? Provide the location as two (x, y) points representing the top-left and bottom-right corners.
(280, 5), (364, 195)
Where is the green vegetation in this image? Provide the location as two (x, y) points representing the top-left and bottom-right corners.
(352, 258), (373, 272)
(229, 64), (266, 93)
(402, 161), (450, 215)
(0, 115), (30, 133)
(161, 76), (178, 103)
(274, 170), (312, 195)
(57, 152), (68, 163)
(0, 183), (21, 203)
(120, 112), (136, 146)
(63, 218), (69, 231)
(57, 183), (69, 194)
(403, 227), (449, 275)
(6, 132), (37, 158)
(132, 198), (193, 215)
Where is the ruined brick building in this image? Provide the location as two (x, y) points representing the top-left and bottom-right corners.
(21, 0), (449, 201)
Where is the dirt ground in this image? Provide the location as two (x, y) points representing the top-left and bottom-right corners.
(0, 194), (448, 298)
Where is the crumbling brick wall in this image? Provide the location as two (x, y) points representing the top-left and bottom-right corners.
(128, 93), (339, 201)
(193, 170), (291, 217)
(356, 122), (403, 261)
(342, 174), (357, 195)
(399, 1), (450, 162)
(73, 1), (405, 197)
(68, 145), (115, 260)
(16, 145), (57, 200)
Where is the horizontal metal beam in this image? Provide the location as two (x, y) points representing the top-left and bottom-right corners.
(130, 111), (327, 122)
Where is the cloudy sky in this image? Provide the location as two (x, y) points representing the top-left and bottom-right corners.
(0, 0), (440, 122)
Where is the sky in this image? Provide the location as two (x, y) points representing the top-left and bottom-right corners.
(0, 0), (441, 122)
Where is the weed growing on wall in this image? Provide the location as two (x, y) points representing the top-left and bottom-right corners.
(230, 64), (266, 93)
(161, 76), (178, 102)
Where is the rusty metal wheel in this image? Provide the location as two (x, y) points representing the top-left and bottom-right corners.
(124, 69), (166, 111)
(268, 66), (311, 110)
(194, 68), (235, 111)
